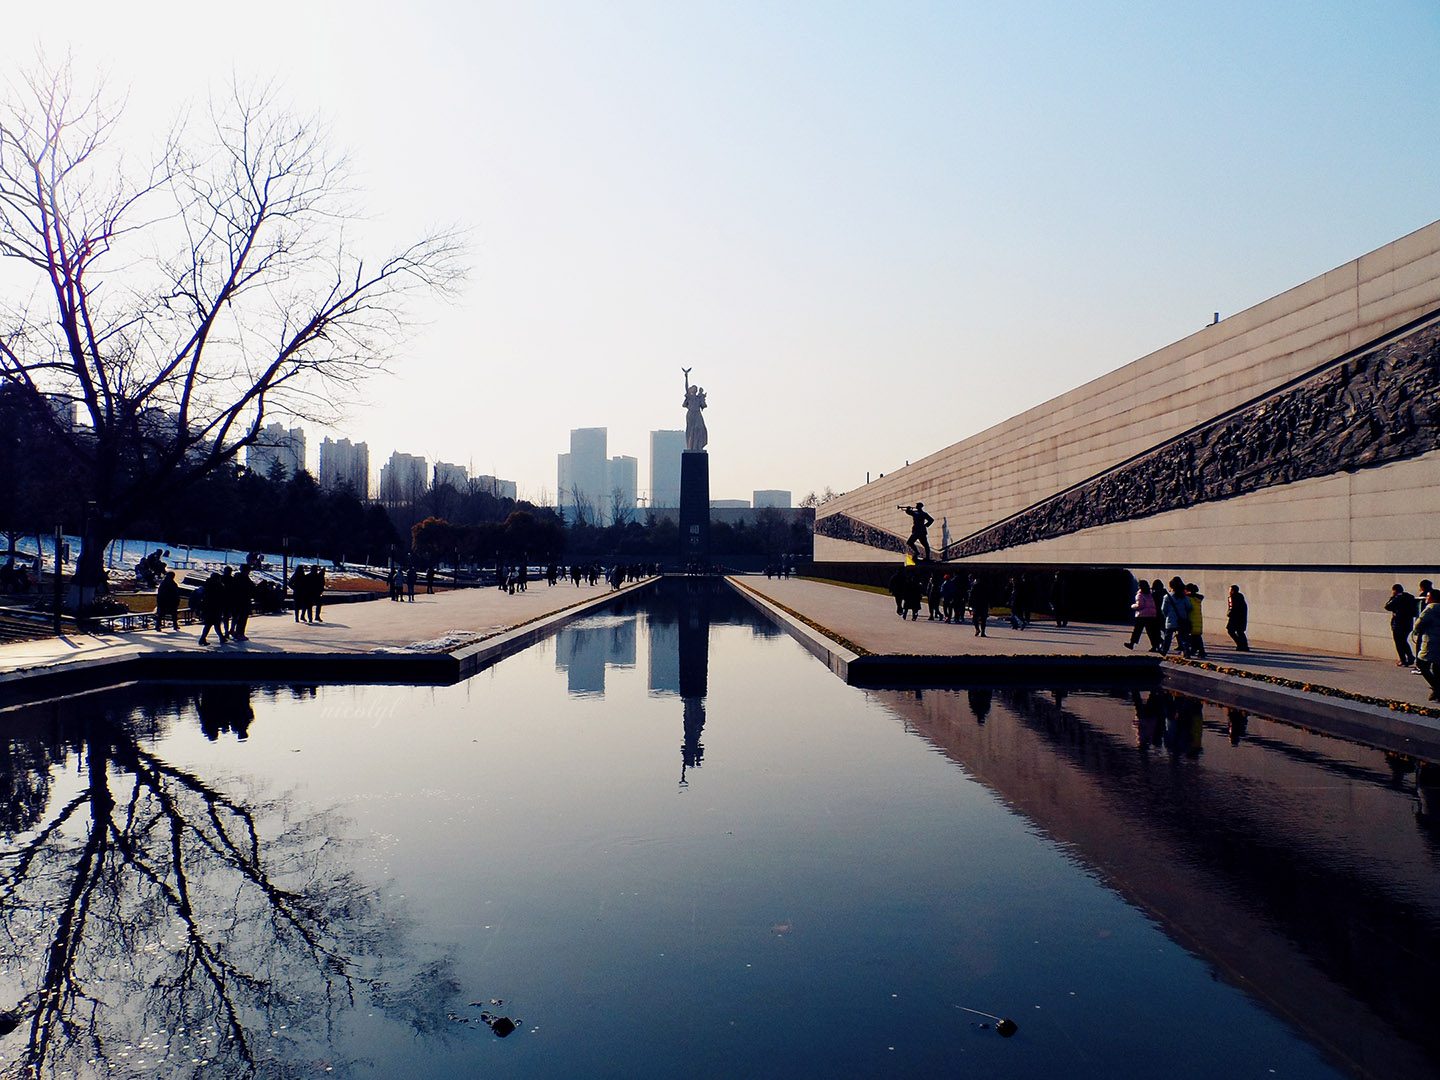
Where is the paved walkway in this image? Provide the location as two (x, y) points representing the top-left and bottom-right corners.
(735, 575), (1440, 714)
(0, 581), (629, 678)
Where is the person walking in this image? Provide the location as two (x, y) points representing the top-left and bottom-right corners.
(1413, 591), (1440, 701)
(406, 564), (418, 601)
(1387, 584), (1420, 666)
(967, 574), (990, 637)
(1008, 576), (1028, 630)
(1124, 580), (1158, 651)
(1050, 572), (1068, 628)
(154, 570), (181, 631)
(1159, 577), (1192, 657)
(925, 572), (942, 621)
(197, 570), (228, 645)
(1185, 583), (1207, 659)
(312, 566), (326, 622)
(902, 572), (923, 621)
(1226, 584), (1250, 652)
(229, 565), (253, 641)
(291, 565), (308, 621)
(940, 572), (958, 624)
(888, 567), (906, 618)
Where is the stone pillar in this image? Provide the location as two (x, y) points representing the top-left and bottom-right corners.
(679, 451), (710, 564)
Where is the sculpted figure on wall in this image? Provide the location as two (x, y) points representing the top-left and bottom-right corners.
(816, 317), (1440, 559)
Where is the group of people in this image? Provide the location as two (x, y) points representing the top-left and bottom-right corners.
(1124, 578), (1248, 658)
(1386, 580), (1440, 701)
(888, 568), (1068, 637)
(289, 565), (327, 621)
(193, 565), (256, 644)
(763, 556), (800, 579)
(388, 564), (417, 601)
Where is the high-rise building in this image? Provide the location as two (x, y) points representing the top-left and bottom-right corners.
(649, 430), (684, 510)
(607, 455), (638, 522)
(753, 489), (792, 509)
(433, 461), (469, 490)
(558, 427), (608, 524)
(247, 422), (306, 481)
(319, 437), (370, 497)
(378, 451), (428, 505)
(474, 475), (518, 501)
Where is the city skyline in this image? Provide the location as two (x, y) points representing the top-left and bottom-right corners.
(4, 4), (1439, 504)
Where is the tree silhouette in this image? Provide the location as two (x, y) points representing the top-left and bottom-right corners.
(0, 692), (456, 1077)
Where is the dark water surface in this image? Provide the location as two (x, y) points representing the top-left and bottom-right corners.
(2, 580), (1438, 1078)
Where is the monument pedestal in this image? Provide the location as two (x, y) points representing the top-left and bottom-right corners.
(679, 451), (710, 564)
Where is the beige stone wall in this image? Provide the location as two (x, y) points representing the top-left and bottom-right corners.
(816, 219), (1440, 558)
(814, 221), (1440, 654)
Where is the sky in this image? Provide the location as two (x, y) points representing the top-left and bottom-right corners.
(4, 1), (1439, 504)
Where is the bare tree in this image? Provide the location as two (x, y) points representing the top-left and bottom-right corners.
(566, 483), (597, 528)
(0, 63), (464, 597)
(608, 486), (634, 527)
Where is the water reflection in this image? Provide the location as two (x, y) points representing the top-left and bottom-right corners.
(554, 618), (636, 696)
(560, 578), (735, 787)
(872, 684), (1440, 1079)
(0, 689), (453, 1078)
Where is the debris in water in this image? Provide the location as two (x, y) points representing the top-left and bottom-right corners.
(480, 1012), (520, 1037)
(958, 1006), (1018, 1038)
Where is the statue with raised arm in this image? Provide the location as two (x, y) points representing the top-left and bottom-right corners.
(682, 367), (709, 452)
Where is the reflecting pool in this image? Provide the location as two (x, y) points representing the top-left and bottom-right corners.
(2, 579), (1438, 1078)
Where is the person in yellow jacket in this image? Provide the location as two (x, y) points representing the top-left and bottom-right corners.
(1185, 583), (1207, 659)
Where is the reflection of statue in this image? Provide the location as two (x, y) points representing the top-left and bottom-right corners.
(682, 367), (708, 452)
(677, 583), (711, 787)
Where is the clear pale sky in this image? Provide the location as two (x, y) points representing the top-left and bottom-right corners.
(6, 2), (1439, 503)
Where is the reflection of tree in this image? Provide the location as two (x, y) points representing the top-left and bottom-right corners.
(0, 701), (453, 1077)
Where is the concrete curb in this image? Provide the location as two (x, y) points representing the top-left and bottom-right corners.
(1159, 663), (1440, 759)
(728, 577), (1440, 758)
(728, 577), (860, 681)
(0, 579), (658, 713)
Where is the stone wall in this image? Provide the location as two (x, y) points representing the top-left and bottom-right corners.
(814, 220), (1440, 655)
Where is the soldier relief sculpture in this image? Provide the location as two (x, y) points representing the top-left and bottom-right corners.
(683, 367), (708, 452)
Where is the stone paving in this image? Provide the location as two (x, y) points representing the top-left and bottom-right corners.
(0, 580), (628, 678)
(734, 575), (1440, 714)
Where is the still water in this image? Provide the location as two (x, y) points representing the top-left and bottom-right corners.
(2, 580), (1437, 1078)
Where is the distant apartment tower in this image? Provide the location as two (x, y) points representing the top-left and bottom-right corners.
(558, 427), (609, 524)
(319, 437), (370, 497)
(711, 499), (750, 509)
(753, 489), (792, 509)
(433, 461), (469, 490)
(608, 455), (638, 522)
(474, 474), (518, 501)
(247, 422), (306, 481)
(379, 451), (428, 505)
(649, 430), (684, 510)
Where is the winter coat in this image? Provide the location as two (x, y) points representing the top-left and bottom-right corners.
(1161, 592), (1191, 630)
(1132, 589), (1157, 620)
(1415, 603), (1440, 662)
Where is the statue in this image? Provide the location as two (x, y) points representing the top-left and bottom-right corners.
(682, 367), (708, 452)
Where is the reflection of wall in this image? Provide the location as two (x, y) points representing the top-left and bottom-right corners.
(872, 686), (1440, 1079)
(554, 620), (637, 697)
